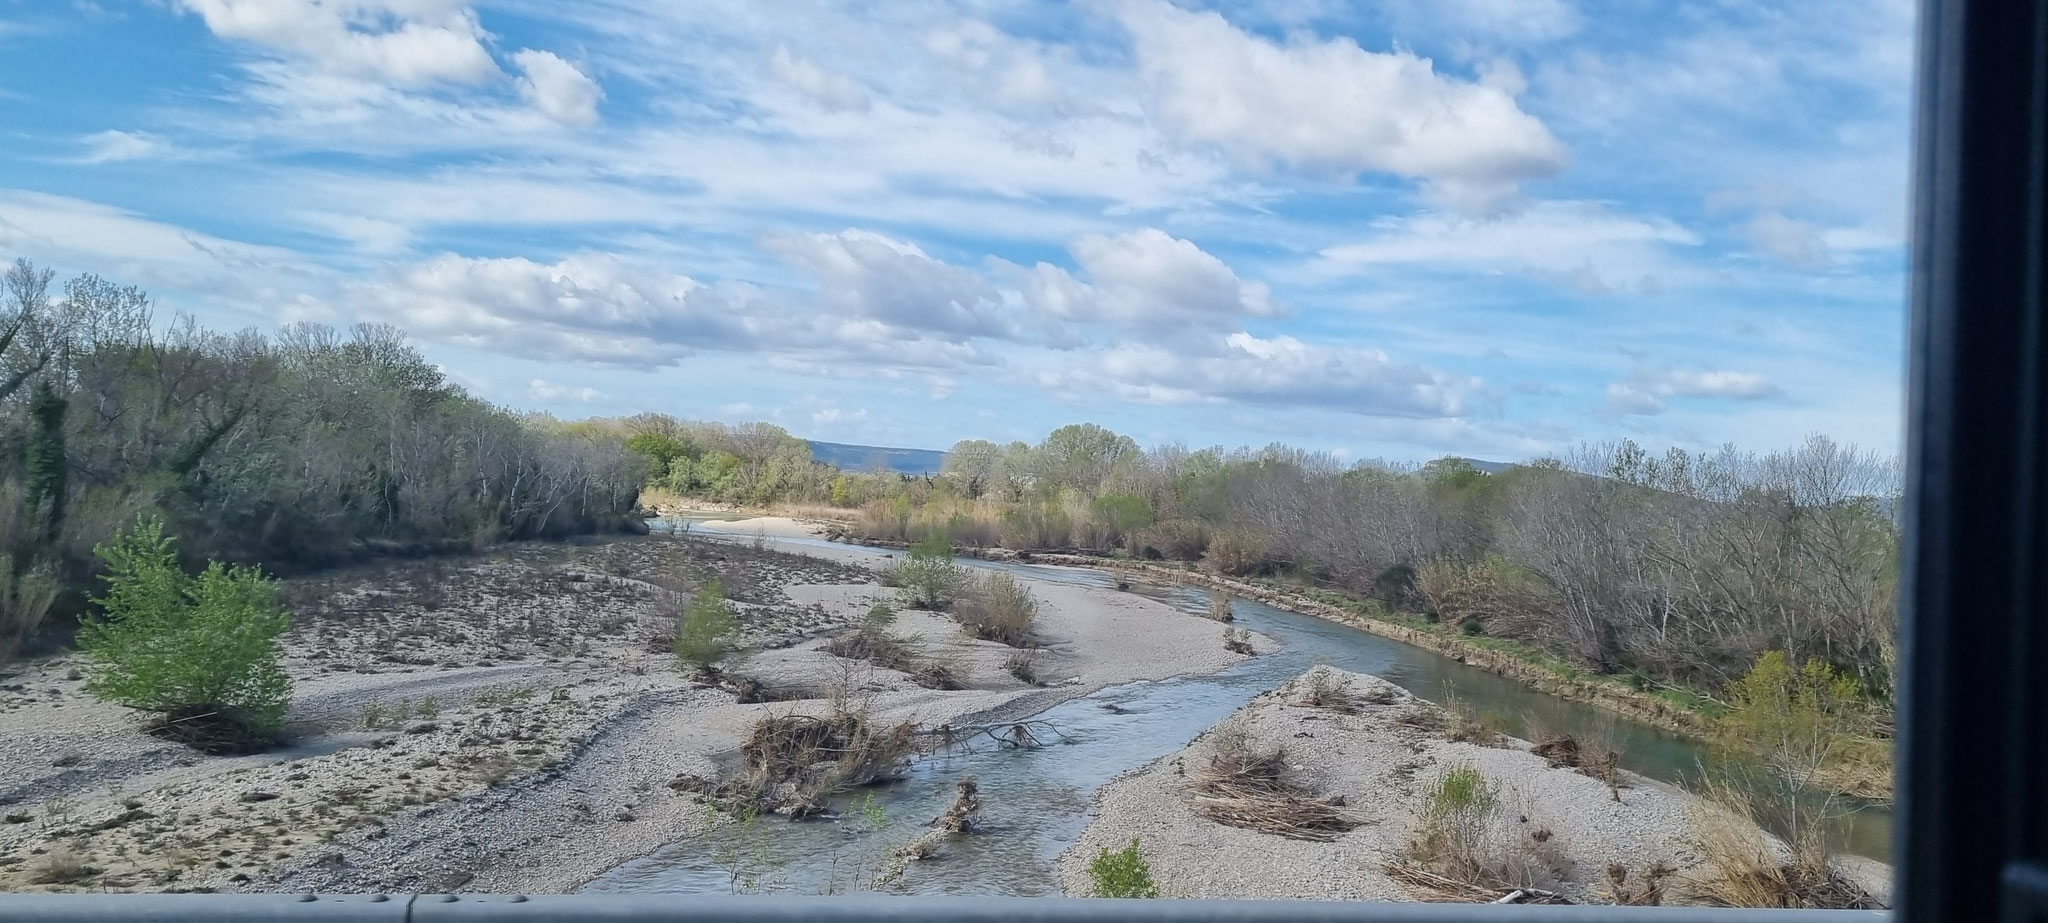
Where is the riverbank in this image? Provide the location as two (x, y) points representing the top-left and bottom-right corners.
(0, 522), (1268, 894)
(1056, 666), (1890, 905)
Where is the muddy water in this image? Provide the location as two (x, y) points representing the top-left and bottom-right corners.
(583, 522), (1891, 895)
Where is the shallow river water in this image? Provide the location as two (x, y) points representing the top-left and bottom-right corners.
(582, 521), (1891, 895)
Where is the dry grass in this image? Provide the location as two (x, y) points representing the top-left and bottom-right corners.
(1682, 781), (1880, 909)
(1205, 592), (1235, 622)
(1223, 626), (1255, 654)
(1187, 726), (1360, 842)
(954, 572), (1038, 647)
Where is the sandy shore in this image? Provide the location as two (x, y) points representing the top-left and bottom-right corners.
(1056, 666), (1889, 905)
(0, 518), (1266, 894)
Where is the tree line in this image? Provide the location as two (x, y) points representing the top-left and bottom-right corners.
(0, 259), (646, 660)
(622, 420), (1902, 716)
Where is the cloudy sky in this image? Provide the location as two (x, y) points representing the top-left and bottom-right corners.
(0, 0), (1914, 459)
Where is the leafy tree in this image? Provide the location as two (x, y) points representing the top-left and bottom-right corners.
(1713, 651), (1865, 848)
(675, 578), (741, 676)
(23, 380), (66, 538)
(1086, 838), (1160, 898)
(76, 517), (294, 739)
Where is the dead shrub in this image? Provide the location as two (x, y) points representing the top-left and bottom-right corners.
(909, 659), (966, 690)
(722, 706), (921, 816)
(1606, 860), (1677, 906)
(1188, 726), (1359, 841)
(1295, 668), (1357, 713)
(1205, 592), (1235, 622)
(1135, 518), (1208, 561)
(28, 847), (94, 884)
(1204, 527), (1273, 577)
(954, 572), (1038, 647)
(1223, 626), (1255, 655)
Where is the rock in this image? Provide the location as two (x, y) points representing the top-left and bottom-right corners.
(238, 791), (280, 803)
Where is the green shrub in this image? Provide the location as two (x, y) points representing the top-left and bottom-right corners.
(1086, 838), (1160, 898)
(894, 537), (967, 610)
(76, 517), (293, 742)
(675, 579), (741, 676)
(1460, 616), (1485, 636)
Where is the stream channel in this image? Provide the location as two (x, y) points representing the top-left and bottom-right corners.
(582, 518), (1891, 895)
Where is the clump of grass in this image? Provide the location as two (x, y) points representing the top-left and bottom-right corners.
(1188, 726), (1359, 841)
(954, 572), (1038, 647)
(1086, 838), (1160, 898)
(1392, 763), (1569, 899)
(1003, 649), (1040, 684)
(1222, 626), (1255, 655)
(825, 602), (964, 690)
(1441, 690), (1506, 746)
(1205, 593), (1235, 622)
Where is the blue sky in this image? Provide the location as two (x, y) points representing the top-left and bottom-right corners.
(0, 0), (1915, 460)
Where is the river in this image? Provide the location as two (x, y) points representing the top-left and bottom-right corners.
(581, 518), (1892, 895)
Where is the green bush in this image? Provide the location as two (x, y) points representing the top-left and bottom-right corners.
(1086, 838), (1160, 898)
(675, 578), (741, 676)
(894, 536), (967, 610)
(76, 517), (294, 742)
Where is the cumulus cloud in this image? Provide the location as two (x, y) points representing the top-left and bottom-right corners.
(513, 49), (602, 127)
(1051, 332), (1475, 418)
(761, 229), (1012, 341)
(1115, 0), (1567, 210)
(1606, 366), (1783, 415)
(1010, 229), (1273, 334)
(346, 253), (742, 366)
(1320, 201), (1701, 293)
(175, 0), (499, 85)
(768, 44), (870, 112)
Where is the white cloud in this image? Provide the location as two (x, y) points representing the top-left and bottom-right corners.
(1028, 228), (1275, 328)
(1319, 200), (1701, 293)
(1606, 366), (1783, 415)
(1050, 332), (1475, 419)
(760, 229), (1014, 342)
(1115, 0), (1567, 210)
(175, 0), (499, 85)
(767, 44), (870, 112)
(346, 253), (736, 366)
(513, 49), (602, 127)
(528, 378), (605, 402)
(76, 130), (171, 164)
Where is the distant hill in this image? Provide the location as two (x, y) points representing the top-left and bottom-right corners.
(1459, 457), (1516, 474)
(808, 440), (947, 475)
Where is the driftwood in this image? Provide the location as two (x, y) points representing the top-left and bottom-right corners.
(923, 720), (1072, 749)
(1383, 859), (1573, 905)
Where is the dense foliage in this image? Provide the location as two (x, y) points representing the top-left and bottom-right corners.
(674, 578), (741, 676)
(628, 417), (1901, 721)
(1086, 838), (1161, 899)
(76, 517), (292, 736)
(0, 259), (644, 659)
